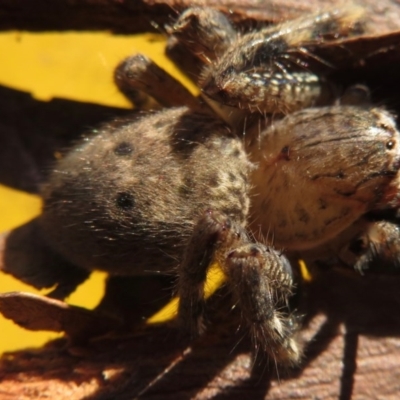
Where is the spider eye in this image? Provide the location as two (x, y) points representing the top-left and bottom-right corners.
(116, 192), (135, 210)
(386, 140), (395, 150)
(114, 141), (134, 156)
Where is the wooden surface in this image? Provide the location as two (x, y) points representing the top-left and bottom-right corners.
(1, 0), (400, 34)
(1, 0), (400, 399)
(1, 270), (400, 399)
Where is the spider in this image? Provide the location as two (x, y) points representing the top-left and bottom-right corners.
(2, 5), (400, 369)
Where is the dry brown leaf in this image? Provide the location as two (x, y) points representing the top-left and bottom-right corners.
(0, 292), (122, 340)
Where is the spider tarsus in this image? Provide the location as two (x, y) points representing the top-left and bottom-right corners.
(167, 7), (236, 64)
(224, 243), (301, 365)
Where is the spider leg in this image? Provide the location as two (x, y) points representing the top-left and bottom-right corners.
(343, 219), (400, 274)
(177, 210), (246, 336)
(114, 54), (203, 111)
(178, 210), (301, 365)
(290, 46), (335, 69)
(302, 215), (400, 275)
(222, 243), (301, 365)
(166, 7), (247, 126)
(167, 7), (236, 65)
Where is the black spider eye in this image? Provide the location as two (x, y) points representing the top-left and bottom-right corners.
(386, 140), (395, 150)
(116, 192), (135, 210)
(114, 141), (134, 156)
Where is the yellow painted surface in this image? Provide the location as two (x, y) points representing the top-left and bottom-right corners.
(147, 262), (226, 324)
(0, 271), (108, 353)
(0, 31), (198, 108)
(0, 185), (42, 232)
(0, 30), (205, 354)
(0, 184), (107, 352)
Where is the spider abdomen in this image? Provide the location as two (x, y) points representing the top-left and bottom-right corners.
(39, 107), (252, 275)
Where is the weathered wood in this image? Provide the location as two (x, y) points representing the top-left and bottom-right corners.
(0, 0), (400, 34)
(1, 270), (400, 399)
